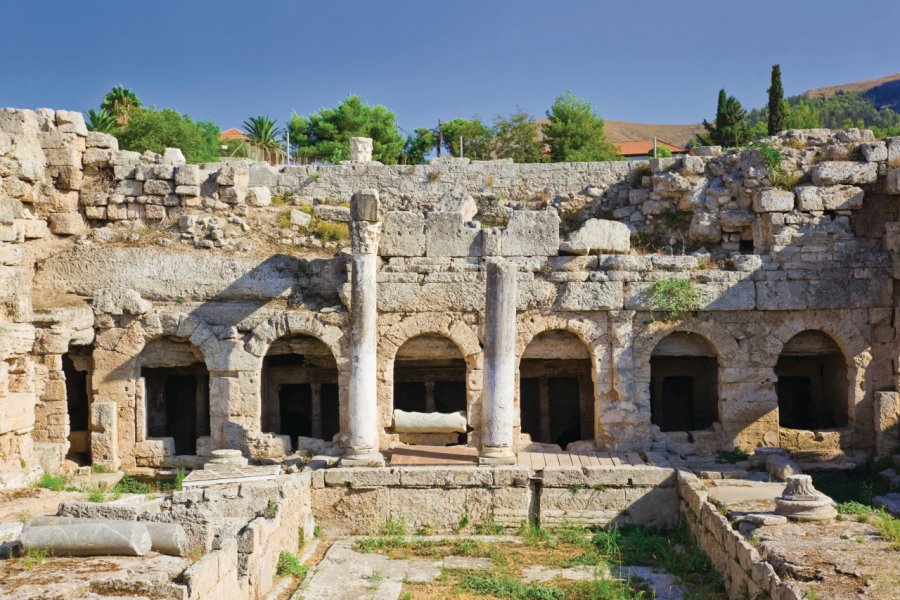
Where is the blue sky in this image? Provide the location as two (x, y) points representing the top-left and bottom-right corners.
(2, 1), (898, 134)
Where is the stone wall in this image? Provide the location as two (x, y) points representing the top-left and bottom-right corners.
(678, 471), (801, 600)
(310, 463), (677, 534)
(2, 106), (900, 481)
(57, 472), (314, 599)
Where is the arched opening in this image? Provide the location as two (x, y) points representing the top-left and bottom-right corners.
(650, 332), (718, 432)
(63, 345), (92, 462)
(140, 337), (210, 455)
(261, 335), (339, 450)
(393, 335), (468, 445)
(519, 330), (594, 449)
(776, 330), (848, 429)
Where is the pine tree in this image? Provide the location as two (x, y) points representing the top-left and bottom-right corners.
(698, 89), (752, 147)
(768, 65), (786, 135)
(715, 89), (727, 131)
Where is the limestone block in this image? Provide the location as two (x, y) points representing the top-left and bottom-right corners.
(860, 141), (887, 162)
(0, 196), (23, 224)
(162, 148), (186, 164)
(55, 110), (88, 137)
(501, 210), (559, 256)
(886, 168), (900, 194)
(689, 210), (722, 243)
(810, 161), (877, 185)
(290, 208), (311, 227)
(562, 218), (630, 254)
(216, 166), (249, 187)
(248, 163), (279, 186)
(313, 204), (350, 222)
(82, 148), (112, 168)
(425, 212), (482, 257)
(0, 392), (35, 434)
(143, 179), (175, 196)
(794, 185), (864, 211)
(134, 438), (176, 466)
(246, 186), (272, 206)
(393, 409), (467, 433)
(752, 188), (794, 212)
(21, 522), (152, 556)
(875, 391), (900, 457)
(86, 131), (118, 150)
(380, 211), (425, 257)
(174, 164), (201, 186)
(555, 281), (623, 310)
(435, 190), (477, 222)
(755, 281), (808, 310)
(349, 136), (373, 162)
(48, 212), (86, 236)
(219, 185), (247, 203)
(93, 288), (152, 315)
(144, 204), (166, 220)
(0, 244), (23, 265)
(175, 185), (200, 196)
(625, 280), (755, 311)
(115, 179), (143, 196)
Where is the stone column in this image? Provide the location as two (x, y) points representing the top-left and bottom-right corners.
(342, 190), (385, 467)
(480, 259), (517, 465)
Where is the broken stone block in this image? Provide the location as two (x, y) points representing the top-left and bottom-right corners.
(174, 164), (201, 186)
(795, 185), (864, 211)
(246, 186), (271, 206)
(561, 218), (630, 254)
(313, 204), (350, 222)
(425, 212), (481, 257)
(435, 189), (478, 222)
(162, 147), (186, 164)
(290, 208), (311, 227)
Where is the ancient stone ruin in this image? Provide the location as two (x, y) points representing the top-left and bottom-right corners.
(1, 107), (900, 598)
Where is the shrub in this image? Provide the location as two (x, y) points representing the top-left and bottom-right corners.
(112, 475), (153, 495)
(379, 516), (407, 536)
(115, 107), (220, 163)
(649, 278), (701, 321)
(647, 145), (673, 158)
(309, 219), (349, 242)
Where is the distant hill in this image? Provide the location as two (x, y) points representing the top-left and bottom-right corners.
(534, 118), (703, 147)
(801, 73), (900, 113)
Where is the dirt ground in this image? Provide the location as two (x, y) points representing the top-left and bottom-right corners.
(0, 488), (81, 522)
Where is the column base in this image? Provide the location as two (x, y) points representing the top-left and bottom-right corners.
(479, 446), (517, 465)
(340, 451), (386, 467)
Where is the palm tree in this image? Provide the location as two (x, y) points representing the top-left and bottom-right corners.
(101, 86), (141, 125)
(242, 116), (283, 163)
(86, 108), (118, 133)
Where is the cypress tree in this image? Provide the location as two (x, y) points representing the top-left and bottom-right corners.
(768, 65), (785, 135)
(715, 89), (727, 130)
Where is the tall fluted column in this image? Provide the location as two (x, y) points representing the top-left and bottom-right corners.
(480, 259), (517, 465)
(342, 189), (385, 467)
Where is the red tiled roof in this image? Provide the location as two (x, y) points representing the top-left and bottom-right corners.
(220, 128), (251, 141)
(614, 139), (687, 157)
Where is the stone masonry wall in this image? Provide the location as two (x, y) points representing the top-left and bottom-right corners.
(2, 106), (900, 482)
(678, 470), (801, 600)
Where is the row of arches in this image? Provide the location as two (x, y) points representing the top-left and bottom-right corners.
(59, 318), (858, 461)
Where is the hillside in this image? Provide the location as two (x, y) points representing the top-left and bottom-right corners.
(802, 73), (900, 112)
(534, 118), (703, 147)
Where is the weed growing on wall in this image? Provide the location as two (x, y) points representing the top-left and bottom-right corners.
(649, 278), (700, 321)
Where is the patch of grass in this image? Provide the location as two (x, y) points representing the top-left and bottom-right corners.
(306, 173), (321, 183)
(517, 522), (551, 546)
(266, 499), (278, 519)
(812, 461), (891, 506)
(770, 169), (803, 190)
(112, 475), (152, 495)
(16, 512), (31, 523)
(426, 169), (442, 182)
(566, 483), (585, 494)
(458, 571), (564, 600)
(86, 487), (106, 503)
(313, 524), (322, 537)
(90, 464), (112, 474)
(474, 522), (504, 535)
(277, 211), (293, 228)
(365, 569), (384, 587)
(649, 278), (700, 322)
(22, 547), (48, 569)
(379, 516), (408, 536)
(658, 208), (692, 231)
(753, 142), (784, 172)
(33, 472), (68, 491)
(716, 448), (750, 464)
(455, 506), (470, 533)
(276, 551), (308, 579)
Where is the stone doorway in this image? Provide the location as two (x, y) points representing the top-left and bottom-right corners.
(649, 332), (719, 433)
(775, 331), (848, 430)
(392, 335), (468, 445)
(261, 335), (340, 450)
(518, 331), (594, 449)
(63, 346), (92, 461)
